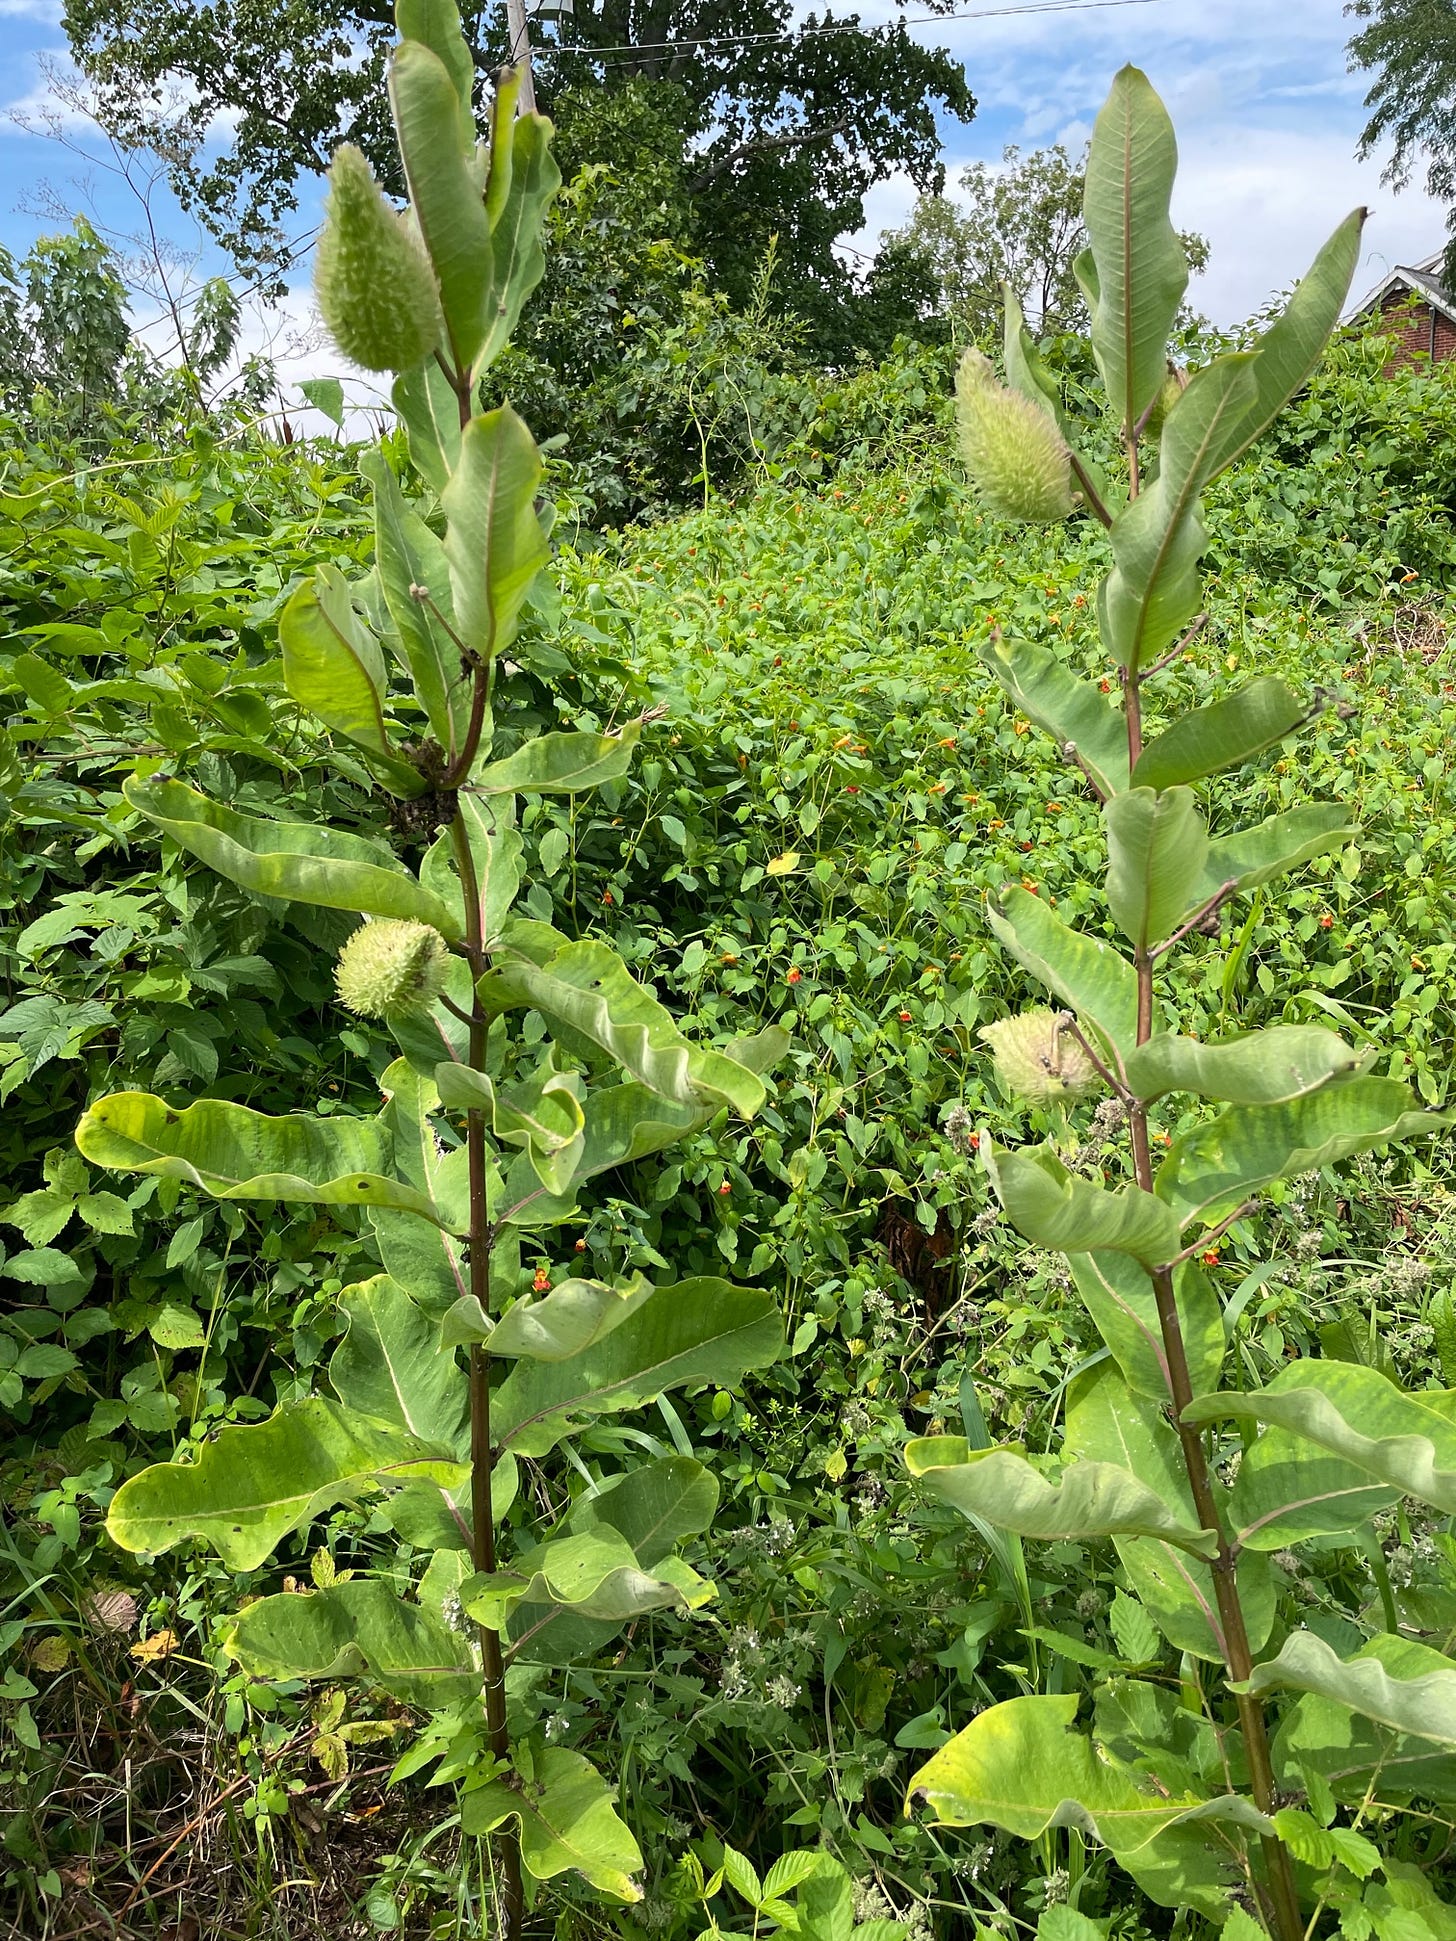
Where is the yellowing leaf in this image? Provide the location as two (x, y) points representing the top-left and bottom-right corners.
(130, 1628), (178, 1663)
(766, 852), (800, 876)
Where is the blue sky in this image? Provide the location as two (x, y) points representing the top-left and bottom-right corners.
(0, 0), (1446, 395)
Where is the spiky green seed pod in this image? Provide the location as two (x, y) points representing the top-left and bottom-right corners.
(314, 144), (441, 374)
(978, 1008), (1100, 1107)
(335, 919), (449, 1020)
(955, 350), (1073, 523)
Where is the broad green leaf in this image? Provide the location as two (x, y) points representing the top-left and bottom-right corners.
(512, 1457), (720, 1666)
(1131, 678), (1305, 791)
(76, 1091), (455, 1225)
(480, 1273), (656, 1361)
(1183, 1361), (1456, 1514)
(1099, 356), (1258, 671)
(473, 723), (641, 795)
(475, 109), (561, 376)
(460, 1746), (643, 1900)
(436, 1061), (584, 1193)
(1123, 1025), (1360, 1105)
(1003, 284), (1078, 445)
(982, 1138), (1182, 1265)
(328, 1275), (467, 1451)
(979, 636), (1129, 798)
(1067, 1363), (1273, 1662)
(279, 563), (390, 753)
(418, 797), (524, 973)
(1067, 1252), (1223, 1403)
(1156, 1074), (1450, 1226)
(494, 1279), (781, 1456)
(986, 886), (1138, 1060)
(362, 448), (471, 762)
(106, 1396), (466, 1569)
(123, 775), (460, 936)
(477, 935), (772, 1118)
(226, 1577), (476, 1707)
(905, 1437), (1217, 1553)
(1193, 803), (1354, 907)
(462, 1527), (713, 1631)
(371, 1061), (472, 1308)
(396, 0), (474, 120)
(1275, 1634), (1456, 1805)
(392, 359), (461, 497)
(441, 404), (546, 664)
(568, 1456), (719, 1568)
(907, 1693), (1266, 1917)
(1229, 1421), (1396, 1550)
(1205, 208), (1366, 480)
(1081, 67), (1189, 434)
(1104, 786), (1207, 949)
(389, 40), (491, 371)
(1244, 1631), (1456, 1749)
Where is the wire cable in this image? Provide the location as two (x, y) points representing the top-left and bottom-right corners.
(548, 0), (1168, 65)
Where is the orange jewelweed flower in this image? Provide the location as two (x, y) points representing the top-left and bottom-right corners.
(786, 967), (802, 984)
(533, 1267), (550, 1292)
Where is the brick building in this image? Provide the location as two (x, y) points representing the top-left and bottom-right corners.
(1350, 250), (1456, 368)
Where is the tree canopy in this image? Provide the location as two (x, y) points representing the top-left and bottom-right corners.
(885, 143), (1209, 346)
(1347, 0), (1456, 289)
(60, 0), (975, 345)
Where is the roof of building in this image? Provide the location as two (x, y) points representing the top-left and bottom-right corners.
(1350, 249), (1456, 327)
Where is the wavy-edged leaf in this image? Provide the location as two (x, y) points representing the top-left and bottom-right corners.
(1247, 1630), (1456, 1748)
(1067, 1363), (1273, 1662)
(1067, 1252), (1223, 1403)
(226, 1577), (476, 1707)
(123, 774), (460, 935)
(1183, 1360), (1456, 1514)
(1276, 1634), (1456, 1805)
(76, 1091), (455, 1225)
(983, 1137), (1181, 1265)
(1105, 786), (1207, 949)
(328, 1275), (467, 1451)
(1192, 803), (1354, 908)
(371, 1061), (472, 1311)
(441, 403), (546, 664)
(1124, 1025), (1360, 1106)
(362, 447), (471, 761)
(494, 1279), (781, 1457)
(463, 1528), (713, 1631)
(474, 724), (641, 796)
(389, 40), (490, 370)
(476, 1273), (655, 1360)
(1131, 678), (1305, 791)
(1081, 66), (1189, 435)
(460, 1746), (643, 1899)
(1229, 1421), (1396, 1550)
(437, 1060), (584, 1193)
(1205, 208), (1366, 480)
(1099, 356), (1257, 671)
(478, 935), (772, 1117)
(1156, 1074), (1451, 1226)
(979, 637), (1128, 798)
(906, 1437), (1216, 1553)
(986, 885), (1137, 1060)
(907, 1693), (1265, 1917)
(106, 1397), (466, 1569)
(279, 563), (399, 766)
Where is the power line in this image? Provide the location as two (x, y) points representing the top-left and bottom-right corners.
(550, 0), (1168, 66)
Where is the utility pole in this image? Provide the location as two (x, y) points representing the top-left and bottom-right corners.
(504, 0), (537, 114)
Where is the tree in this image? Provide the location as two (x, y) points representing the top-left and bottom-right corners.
(885, 142), (1209, 345)
(1347, 0), (1456, 291)
(59, 0), (976, 347)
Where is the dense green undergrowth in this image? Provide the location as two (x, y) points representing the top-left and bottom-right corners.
(1, 321), (1455, 1940)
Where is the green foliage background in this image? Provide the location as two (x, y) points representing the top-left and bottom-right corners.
(0, 311), (1454, 1937)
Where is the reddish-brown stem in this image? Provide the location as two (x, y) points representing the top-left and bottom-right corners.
(1069, 451), (1114, 529)
(451, 759), (524, 1941)
(1122, 632), (1301, 1940)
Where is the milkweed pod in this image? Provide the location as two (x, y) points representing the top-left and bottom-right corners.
(954, 349), (1073, 523)
(335, 918), (450, 1020)
(314, 144), (442, 374)
(978, 1008), (1101, 1107)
